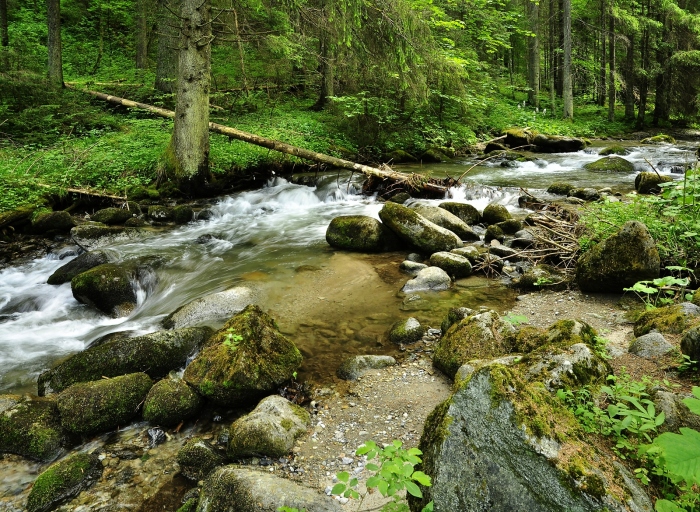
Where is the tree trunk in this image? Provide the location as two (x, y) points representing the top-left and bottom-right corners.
(313, 17), (334, 111)
(598, 0), (606, 106)
(0, 0), (8, 71)
(155, 0), (180, 93)
(562, 0), (573, 119)
(556, 0), (564, 96)
(527, 0), (540, 107)
(653, 19), (671, 126)
(166, 0), (211, 188)
(624, 33), (635, 121)
(232, 8), (248, 94)
(136, 0), (149, 69)
(636, 25), (650, 129)
(608, 14), (615, 122)
(47, 0), (63, 85)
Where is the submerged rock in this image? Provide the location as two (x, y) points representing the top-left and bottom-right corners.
(325, 215), (400, 252)
(143, 377), (202, 426)
(162, 287), (256, 329)
(410, 204), (479, 241)
(26, 452), (102, 512)
(378, 202), (462, 254)
(0, 395), (67, 461)
(183, 305), (302, 406)
(47, 250), (110, 285)
(388, 317), (424, 344)
(429, 251), (473, 278)
(91, 207), (134, 225)
(576, 221), (660, 293)
(177, 438), (227, 481)
(227, 395), (310, 459)
(583, 156), (635, 174)
(336, 355), (396, 380)
(438, 202), (481, 225)
(401, 266), (451, 293)
(173, 205), (194, 224)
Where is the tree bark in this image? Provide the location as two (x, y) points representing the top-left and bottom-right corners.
(313, 17), (334, 111)
(166, 0), (212, 188)
(232, 8), (248, 94)
(653, 18), (671, 125)
(598, 0), (606, 106)
(47, 0), (63, 85)
(556, 0), (564, 96)
(636, 24), (650, 129)
(562, 0), (573, 119)
(155, 0), (180, 93)
(0, 0), (8, 70)
(527, 0), (540, 107)
(136, 0), (149, 69)
(608, 14), (615, 122)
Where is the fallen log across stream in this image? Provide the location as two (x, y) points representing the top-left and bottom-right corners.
(65, 84), (449, 196)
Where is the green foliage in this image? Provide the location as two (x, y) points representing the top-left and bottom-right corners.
(624, 271), (694, 310)
(503, 314), (529, 326)
(677, 354), (699, 373)
(223, 328), (243, 351)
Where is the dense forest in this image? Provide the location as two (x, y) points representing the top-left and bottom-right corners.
(1, 0), (700, 205)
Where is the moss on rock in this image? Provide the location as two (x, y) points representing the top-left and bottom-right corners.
(47, 250), (110, 285)
(143, 377), (202, 426)
(635, 172), (673, 194)
(378, 202), (463, 254)
(485, 224), (505, 243)
(325, 215), (400, 252)
(31, 211), (75, 234)
(599, 145), (630, 156)
(634, 303), (700, 337)
(641, 134), (676, 144)
(438, 202), (481, 225)
(173, 205), (194, 225)
(429, 251), (473, 278)
(91, 207), (134, 225)
(547, 182), (575, 196)
(583, 156), (635, 173)
(388, 317), (424, 344)
(148, 205), (174, 221)
(177, 437), (226, 481)
(482, 203), (512, 225)
(517, 264), (569, 291)
(0, 395), (67, 461)
(411, 205), (480, 242)
(386, 149), (418, 163)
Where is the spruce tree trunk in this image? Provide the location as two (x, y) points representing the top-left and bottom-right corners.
(556, 0), (564, 96)
(562, 0), (573, 119)
(624, 34), (635, 121)
(598, 0), (606, 106)
(527, 0), (540, 107)
(47, 0), (63, 85)
(0, 0), (8, 70)
(155, 0), (180, 93)
(653, 19), (671, 126)
(136, 0), (149, 69)
(166, 0), (211, 188)
(313, 21), (334, 110)
(636, 26), (650, 129)
(608, 14), (615, 121)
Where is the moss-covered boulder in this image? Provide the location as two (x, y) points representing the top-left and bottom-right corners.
(484, 141), (509, 153)
(378, 202), (463, 254)
(576, 221), (660, 293)
(634, 302), (700, 337)
(388, 192), (411, 204)
(429, 251), (473, 278)
(148, 205), (174, 221)
(26, 452), (102, 512)
(503, 128), (534, 148)
(0, 205), (36, 230)
(439, 307), (474, 334)
(56, 372), (153, 436)
(336, 355), (396, 380)
(635, 172), (673, 194)
(0, 395), (67, 461)
(70, 223), (144, 250)
(484, 224), (505, 243)
(583, 156), (635, 174)
(421, 148), (448, 163)
(547, 182), (575, 195)
(599, 145), (630, 156)
(450, 245), (480, 263)
(388, 317), (424, 344)
(177, 437), (226, 481)
(411, 205), (480, 241)
(31, 211), (75, 234)
(433, 310), (516, 378)
(401, 266), (452, 293)
(38, 327), (210, 395)
(163, 287), (256, 329)
(143, 377), (203, 426)
(91, 207), (134, 225)
(183, 305), (302, 406)
(517, 264), (569, 291)
(482, 203), (512, 225)
(532, 134), (585, 153)
(47, 250), (110, 285)
(409, 365), (651, 512)
(386, 149), (418, 163)
(196, 467), (342, 512)
(438, 202), (481, 225)
(325, 215), (400, 252)
(173, 205), (194, 225)
(227, 395), (310, 459)
(641, 134), (676, 144)
(570, 187), (601, 201)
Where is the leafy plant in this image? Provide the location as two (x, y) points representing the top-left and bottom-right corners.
(223, 328), (243, 351)
(592, 335), (612, 361)
(503, 313), (529, 326)
(677, 354), (698, 373)
(623, 270), (693, 310)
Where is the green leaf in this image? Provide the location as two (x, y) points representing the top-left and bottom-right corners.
(412, 471), (432, 486)
(337, 471), (350, 483)
(377, 480), (389, 496)
(366, 476), (381, 488)
(405, 481), (423, 498)
(366, 463), (379, 471)
(655, 499), (687, 512)
(652, 428), (700, 484)
(331, 483), (347, 495)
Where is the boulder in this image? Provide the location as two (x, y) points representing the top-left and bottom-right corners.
(635, 172), (673, 194)
(576, 221), (660, 293)
(143, 377), (203, 426)
(162, 287), (256, 329)
(532, 134), (585, 153)
(496, 219), (522, 234)
(429, 252), (473, 278)
(325, 215), (400, 252)
(378, 202), (462, 253)
(629, 332), (674, 358)
(26, 452), (102, 512)
(399, 260), (428, 276)
(570, 188), (601, 201)
(484, 224), (505, 243)
(484, 142), (509, 153)
(482, 203), (512, 225)
(583, 156), (635, 174)
(386, 149), (418, 163)
(450, 245), (480, 262)
(401, 266), (452, 293)
(0, 205), (36, 231)
(31, 211), (75, 234)
(0, 395), (67, 461)
(336, 355), (396, 380)
(680, 324), (700, 363)
(433, 310), (515, 378)
(409, 365), (652, 512)
(511, 229), (535, 248)
(90, 207), (134, 225)
(196, 466), (342, 512)
(503, 128), (533, 148)
(421, 148), (448, 163)
(440, 307), (474, 334)
(177, 438), (226, 481)
(47, 250), (110, 285)
(227, 395), (310, 459)
(388, 317), (424, 344)
(517, 264), (569, 291)
(148, 205), (174, 221)
(635, 302), (700, 337)
(183, 305), (302, 406)
(653, 390), (700, 433)
(173, 205), (194, 224)
(38, 327), (211, 395)
(410, 204), (479, 241)
(641, 134), (676, 144)
(70, 223), (144, 250)
(599, 145), (630, 156)
(547, 182), (575, 195)
(388, 192), (411, 204)
(488, 244), (521, 261)
(56, 372), (154, 436)
(438, 202), (481, 225)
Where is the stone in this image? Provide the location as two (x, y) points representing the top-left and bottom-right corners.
(197, 209), (215, 221)
(386, 149), (418, 163)
(641, 134), (676, 144)
(421, 148), (448, 163)
(439, 202), (481, 225)
(629, 332), (674, 358)
(569, 188), (601, 201)
(0, 205), (35, 230)
(503, 128), (534, 148)
(484, 224), (505, 243)
(547, 182), (575, 195)
(38, 327), (211, 395)
(532, 134), (585, 153)
(325, 215), (400, 252)
(336, 355), (397, 380)
(599, 145), (630, 156)
(440, 307), (474, 334)
(388, 317), (423, 344)
(70, 223), (144, 250)
(177, 438), (226, 481)
(148, 205), (174, 221)
(31, 211), (76, 234)
(511, 229), (535, 248)
(429, 251), (473, 278)
(518, 264), (569, 291)
(173, 205), (194, 224)
(90, 207), (134, 225)
(635, 172), (673, 194)
(47, 250), (110, 285)
(450, 245), (480, 262)
(410, 204), (479, 241)
(653, 390), (700, 433)
(143, 377), (203, 426)
(496, 219), (522, 234)
(484, 142), (508, 153)
(183, 305), (302, 406)
(576, 221), (661, 293)
(401, 266), (452, 293)
(26, 452), (102, 512)
(227, 395), (310, 459)
(388, 192), (412, 204)
(399, 260), (428, 276)
(635, 302), (700, 337)
(196, 466), (342, 511)
(680, 324), (700, 363)
(482, 203), (512, 225)
(583, 156), (635, 174)
(379, 202), (462, 253)
(524, 342), (610, 392)
(162, 287), (256, 329)
(488, 244), (520, 261)
(0, 395), (67, 461)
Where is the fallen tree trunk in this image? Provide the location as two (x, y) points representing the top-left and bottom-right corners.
(66, 84), (448, 195)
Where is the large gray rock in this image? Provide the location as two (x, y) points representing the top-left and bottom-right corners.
(410, 204), (479, 241)
(409, 365), (652, 512)
(227, 395), (310, 459)
(438, 202), (481, 225)
(532, 134), (585, 153)
(629, 332), (674, 358)
(378, 202), (462, 253)
(399, 260), (428, 276)
(47, 250), (110, 285)
(653, 390), (700, 433)
(143, 377), (203, 426)
(429, 252), (473, 278)
(70, 223), (145, 250)
(0, 395), (67, 461)
(388, 317), (423, 344)
(482, 203), (512, 225)
(196, 467), (342, 512)
(162, 287), (256, 329)
(450, 245), (480, 263)
(576, 221), (660, 293)
(177, 438), (227, 481)
(336, 355), (396, 380)
(38, 327), (211, 395)
(401, 267), (452, 293)
(325, 215), (400, 252)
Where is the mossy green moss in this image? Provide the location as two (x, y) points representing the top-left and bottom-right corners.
(176, 498), (198, 512)
(633, 304), (700, 336)
(70, 263), (137, 317)
(143, 377), (202, 426)
(641, 134), (676, 144)
(583, 156), (635, 173)
(147, 205), (174, 221)
(513, 326), (548, 353)
(172, 205), (194, 224)
(176, 437), (226, 481)
(386, 149), (418, 163)
(378, 202), (462, 253)
(91, 207), (133, 225)
(547, 182), (575, 195)
(543, 319), (597, 349)
(484, 224), (505, 243)
(26, 452), (102, 512)
(438, 202), (481, 225)
(598, 145), (630, 156)
(0, 395), (67, 461)
(635, 172), (673, 194)
(482, 203), (512, 225)
(496, 219), (522, 234)
(325, 215), (399, 252)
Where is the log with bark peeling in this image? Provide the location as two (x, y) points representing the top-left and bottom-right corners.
(66, 84), (448, 195)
